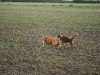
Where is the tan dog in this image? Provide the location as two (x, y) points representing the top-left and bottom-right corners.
(41, 34), (60, 48)
(57, 33), (78, 47)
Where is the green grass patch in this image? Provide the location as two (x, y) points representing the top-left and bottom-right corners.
(0, 42), (23, 50)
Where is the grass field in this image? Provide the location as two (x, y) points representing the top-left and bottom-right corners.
(0, 2), (100, 75)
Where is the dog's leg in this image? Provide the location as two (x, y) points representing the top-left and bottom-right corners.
(57, 38), (63, 47)
(56, 39), (61, 48)
(41, 40), (46, 47)
(62, 43), (66, 47)
(70, 41), (74, 47)
(59, 43), (62, 48)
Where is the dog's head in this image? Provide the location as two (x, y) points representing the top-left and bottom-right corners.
(57, 34), (63, 38)
(41, 34), (47, 41)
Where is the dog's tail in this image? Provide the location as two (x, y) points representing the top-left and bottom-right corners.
(71, 32), (78, 40)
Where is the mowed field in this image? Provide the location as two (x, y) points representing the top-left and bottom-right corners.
(0, 2), (100, 75)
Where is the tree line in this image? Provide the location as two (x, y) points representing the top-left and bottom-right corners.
(0, 0), (100, 3)
(73, 0), (100, 3)
(1, 0), (65, 2)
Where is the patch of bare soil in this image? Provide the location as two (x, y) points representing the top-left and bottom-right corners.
(0, 26), (100, 75)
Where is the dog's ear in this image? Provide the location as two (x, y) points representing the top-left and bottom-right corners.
(57, 34), (61, 38)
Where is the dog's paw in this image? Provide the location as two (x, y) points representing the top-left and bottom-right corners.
(41, 45), (44, 48)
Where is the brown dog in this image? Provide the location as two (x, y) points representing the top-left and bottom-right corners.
(57, 33), (78, 47)
(41, 34), (60, 48)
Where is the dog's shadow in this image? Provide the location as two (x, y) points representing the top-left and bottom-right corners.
(58, 46), (76, 53)
(40, 45), (77, 54)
